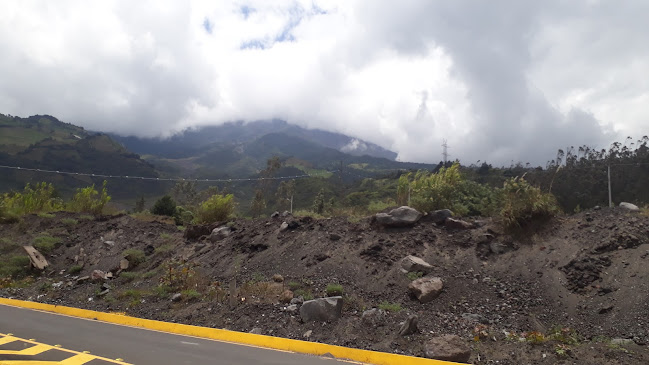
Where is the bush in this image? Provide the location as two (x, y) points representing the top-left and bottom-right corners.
(123, 249), (146, 267)
(173, 206), (194, 225)
(325, 283), (344, 296)
(68, 265), (83, 274)
(0, 255), (31, 278)
(151, 195), (177, 217)
(497, 176), (560, 229)
(0, 182), (63, 220)
(67, 181), (111, 215)
(195, 194), (234, 223)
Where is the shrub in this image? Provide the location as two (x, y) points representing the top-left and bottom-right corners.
(159, 259), (199, 290)
(312, 189), (326, 214)
(122, 249), (146, 267)
(325, 283), (343, 296)
(294, 288), (314, 300)
(0, 182), (63, 219)
(496, 176), (560, 229)
(378, 301), (402, 312)
(68, 265), (83, 274)
(173, 206), (194, 225)
(181, 289), (201, 300)
(287, 281), (300, 290)
(120, 272), (140, 282)
(406, 271), (423, 281)
(67, 181), (111, 215)
(195, 194), (234, 223)
(155, 243), (175, 254)
(151, 195), (177, 217)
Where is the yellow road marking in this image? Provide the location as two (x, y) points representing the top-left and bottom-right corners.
(0, 333), (130, 365)
(0, 298), (467, 364)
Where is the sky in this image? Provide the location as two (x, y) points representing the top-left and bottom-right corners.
(1, 1), (647, 165)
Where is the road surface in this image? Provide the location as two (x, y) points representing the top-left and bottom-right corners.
(0, 304), (357, 364)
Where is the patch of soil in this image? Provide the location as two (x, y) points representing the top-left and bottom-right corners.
(2, 208), (649, 364)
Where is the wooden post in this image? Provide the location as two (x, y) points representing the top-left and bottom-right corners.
(608, 164), (613, 208)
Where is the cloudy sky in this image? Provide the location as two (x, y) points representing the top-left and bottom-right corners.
(1, 1), (647, 165)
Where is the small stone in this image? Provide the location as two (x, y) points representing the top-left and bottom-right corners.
(290, 297), (304, 305)
(119, 259), (129, 270)
(249, 327), (263, 335)
(210, 226), (232, 242)
(408, 277), (444, 303)
(300, 297), (343, 322)
(101, 283), (112, 290)
(97, 289), (110, 297)
(424, 335), (471, 363)
(374, 206), (423, 227)
(91, 270), (106, 281)
(271, 211), (280, 218)
(285, 304), (298, 313)
(272, 274), (284, 283)
(361, 308), (386, 327)
(400, 255), (433, 274)
(444, 218), (473, 230)
(399, 315), (419, 336)
(426, 209), (453, 224)
(279, 290), (294, 303)
(620, 202), (640, 211)
(76, 276), (90, 284)
(171, 293), (182, 302)
(303, 330), (313, 339)
(610, 338), (634, 346)
(279, 222), (289, 232)
(329, 234), (342, 241)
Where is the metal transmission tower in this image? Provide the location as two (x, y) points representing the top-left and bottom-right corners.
(442, 139), (450, 164)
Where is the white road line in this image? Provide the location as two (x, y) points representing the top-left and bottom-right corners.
(180, 341), (200, 346)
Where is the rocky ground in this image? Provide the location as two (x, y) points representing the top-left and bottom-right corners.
(2, 206), (649, 364)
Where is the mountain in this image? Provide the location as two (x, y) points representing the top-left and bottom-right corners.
(0, 114), (163, 199)
(110, 120), (398, 160)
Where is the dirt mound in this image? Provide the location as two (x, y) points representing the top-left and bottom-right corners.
(2, 208), (649, 364)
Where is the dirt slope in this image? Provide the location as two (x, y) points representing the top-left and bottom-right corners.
(1, 207), (649, 364)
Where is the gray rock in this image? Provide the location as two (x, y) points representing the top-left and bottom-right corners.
(424, 335), (471, 362)
(361, 308), (386, 327)
(444, 218), (473, 230)
(272, 274), (284, 283)
(91, 270), (106, 281)
(279, 222), (289, 232)
(400, 255), (433, 274)
(620, 202), (640, 211)
(171, 293), (182, 302)
(300, 296), (343, 322)
(285, 304), (298, 313)
(281, 211), (292, 217)
(290, 297), (304, 305)
(461, 313), (489, 324)
(399, 315), (419, 336)
(249, 327), (263, 335)
(271, 211), (280, 218)
(76, 276), (90, 284)
(303, 330), (312, 339)
(593, 205), (602, 210)
(210, 226), (232, 242)
(427, 209), (453, 224)
(408, 277), (443, 303)
(97, 289), (110, 297)
(101, 283), (112, 290)
(374, 206), (423, 227)
(489, 241), (514, 255)
(611, 338), (635, 346)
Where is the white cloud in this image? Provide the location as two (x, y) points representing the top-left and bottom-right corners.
(0, 0), (646, 165)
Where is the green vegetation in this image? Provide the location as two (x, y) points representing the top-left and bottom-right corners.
(181, 289), (201, 300)
(120, 272), (141, 282)
(122, 249), (146, 267)
(195, 194), (235, 223)
(33, 234), (62, 253)
(68, 265), (83, 274)
(67, 181), (111, 215)
(0, 182), (63, 222)
(378, 301), (402, 312)
(79, 214), (94, 221)
(325, 283), (344, 296)
(61, 218), (78, 226)
(0, 255), (31, 278)
(287, 281), (301, 291)
(37, 212), (55, 218)
(497, 176), (560, 229)
(160, 233), (171, 240)
(155, 243), (175, 255)
(153, 285), (172, 298)
(294, 288), (314, 300)
(151, 195), (177, 217)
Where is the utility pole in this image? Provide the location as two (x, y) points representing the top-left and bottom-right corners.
(442, 139), (450, 164)
(608, 164), (612, 207)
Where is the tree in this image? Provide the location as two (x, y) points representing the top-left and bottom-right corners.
(312, 189), (325, 214)
(134, 196), (145, 213)
(275, 179), (295, 212)
(171, 181), (198, 207)
(250, 190), (266, 218)
(152, 195), (177, 216)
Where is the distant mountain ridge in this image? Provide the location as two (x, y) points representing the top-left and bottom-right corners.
(110, 120), (398, 160)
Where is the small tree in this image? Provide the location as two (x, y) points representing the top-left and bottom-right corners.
(312, 189), (325, 214)
(195, 194), (234, 223)
(152, 195), (177, 217)
(250, 190), (266, 218)
(134, 196), (145, 213)
(68, 181), (111, 215)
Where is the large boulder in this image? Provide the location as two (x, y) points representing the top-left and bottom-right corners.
(408, 277), (443, 303)
(210, 226), (232, 242)
(300, 297), (343, 322)
(425, 209), (453, 224)
(374, 206), (422, 227)
(620, 202), (640, 211)
(424, 335), (471, 363)
(401, 255), (433, 274)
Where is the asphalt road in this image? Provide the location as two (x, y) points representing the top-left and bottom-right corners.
(0, 304), (355, 365)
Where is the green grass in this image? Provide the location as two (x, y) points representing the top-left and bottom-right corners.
(0, 255), (31, 278)
(120, 272), (140, 282)
(68, 265), (83, 274)
(79, 214), (94, 221)
(122, 249), (145, 266)
(294, 289), (314, 300)
(160, 233), (171, 240)
(142, 270), (158, 279)
(33, 235), (62, 253)
(118, 289), (144, 301)
(378, 301), (402, 312)
(154, 244), (175, 254)
(61, 218), (78, 226)
(406, 271), (424, 281)
(325, 283), (343, 296)
(152, 285), (172, 298)
(37, 212), (55, 218)
(287, 281), (300, 291)
(0, 237), (17, 254)
(181, 289), (201, 300)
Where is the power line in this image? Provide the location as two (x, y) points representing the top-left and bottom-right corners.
(0, 164), (331, 183)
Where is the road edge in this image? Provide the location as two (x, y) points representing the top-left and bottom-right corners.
(0, 298), (466, 365)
